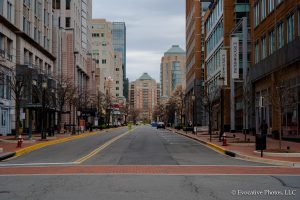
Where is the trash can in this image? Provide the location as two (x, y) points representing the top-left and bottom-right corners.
(256, 134), (266, 150)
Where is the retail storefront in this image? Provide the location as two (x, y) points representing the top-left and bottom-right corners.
(0, 67), (12, 135)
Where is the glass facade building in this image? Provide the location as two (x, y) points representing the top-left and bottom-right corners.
(112, 22), (127, 98)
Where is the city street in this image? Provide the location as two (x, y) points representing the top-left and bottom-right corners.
(0, 126), (299, 200)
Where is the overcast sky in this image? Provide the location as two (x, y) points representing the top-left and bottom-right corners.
(92, 0), (185, 82)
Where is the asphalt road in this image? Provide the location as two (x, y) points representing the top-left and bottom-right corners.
(84, 126), (265, 165)
(2, 125), (264, 166)
(0, 175), (299, 200)
(1, 125), (299, 200)
(2, 127), (129, 165)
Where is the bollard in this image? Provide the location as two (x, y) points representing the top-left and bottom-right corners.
(222, 133), (227, 146)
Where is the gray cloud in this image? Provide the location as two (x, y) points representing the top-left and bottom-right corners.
(92, 0), (185, 82)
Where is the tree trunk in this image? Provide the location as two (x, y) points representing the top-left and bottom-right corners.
(15, 99), (20, 138)
(279, 111), (282, 150)
(209, 107), (212, 142)
(57, 110), (62, 134)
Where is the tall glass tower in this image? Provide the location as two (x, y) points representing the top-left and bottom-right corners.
(112, 22), (127, 99)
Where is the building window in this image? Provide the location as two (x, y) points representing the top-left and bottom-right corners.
(65, 17), (71, 28)
(6, 76), (11, 100)
(0, 0), (3, 15)
(255, 41), (259, 64)
(0, 73), (4, 98)
(269, 29), (275, 55)
(53, 0), (60, 9)
(116, 87), (119, 90)
(7, 1), (12, 21)
(262, 36), (266, 59)
(276, 0), (283, 6)
(7, 38), (13, 61)
(102, 59), (106, 64)
(299, 9), (300, 36)
(101, 33), (104, 37)
(261, 0), (266, 20)
(116, 68), (119, 71)
(0, 34), (4, 51)
(287, 14), (295, 43)
(277, 22), (284, 49)
(268, 0), (274, 14)
(66, 0), (71, 10)
(254, 3), (260, 27)
(116, 81), (119, 84)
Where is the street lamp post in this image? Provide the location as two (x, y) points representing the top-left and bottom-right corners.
(192, 95), (195, 134)
(218, 78), (225, 141)
(41, 81), (47, 140)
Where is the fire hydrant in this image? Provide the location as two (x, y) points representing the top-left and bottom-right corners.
(222, 132), (227, 146)
(17, 135), (23, 148)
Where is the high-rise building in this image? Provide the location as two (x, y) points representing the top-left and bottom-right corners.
(113, 51), (124, 98)
(185, 0), (209, 126)
(129, 73), (158, 122)
(112, 22), (127, 99)
(0, 0), (57, 136)
(160, 45), (186, 98)
(91, 19), (115, 96)
(0, 0), (96, 136)
(53, 0), (96, 127)
(250, 0), (300, 139)
(204, 0), (251, 132)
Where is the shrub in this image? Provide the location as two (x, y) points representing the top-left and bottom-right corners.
(182, 126), (193, 131)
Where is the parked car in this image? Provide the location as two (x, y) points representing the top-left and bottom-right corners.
(157, 122), (165, 129)
(151, 122), (157, 127)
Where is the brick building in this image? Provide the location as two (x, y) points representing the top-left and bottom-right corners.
(250, 0), (300, 139)
(185, 0), (209, 126)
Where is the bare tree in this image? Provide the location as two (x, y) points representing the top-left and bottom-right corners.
(152, 102), (165, 122)
(171, 86), (185, 125)
(270, 80), (297, 149)
(53, 74), (77, 133)
(103, 94), (113, 126)
(0, 66), (30, 137)
(128, 108), (141, 124)
(200, 85), (221, 141)
(95, 91), (107, 125)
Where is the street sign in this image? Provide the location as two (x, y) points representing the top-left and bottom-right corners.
(231, 37), (239, 79)
(220, 50), (227, 86)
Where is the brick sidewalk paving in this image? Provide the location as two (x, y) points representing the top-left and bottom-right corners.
(170, 128), (300, 163)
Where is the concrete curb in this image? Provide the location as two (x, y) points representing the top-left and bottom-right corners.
(167, 128), (233, 156)
(168, 128), (300, 167)
(234, 152), (300, 167)
(0, 152), (16, 161)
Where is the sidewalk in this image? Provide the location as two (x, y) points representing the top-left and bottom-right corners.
(168, 128), (300, 167)
(0, 130), (105, 161)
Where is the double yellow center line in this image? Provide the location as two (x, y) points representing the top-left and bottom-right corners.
(75, 128), (135, 164)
